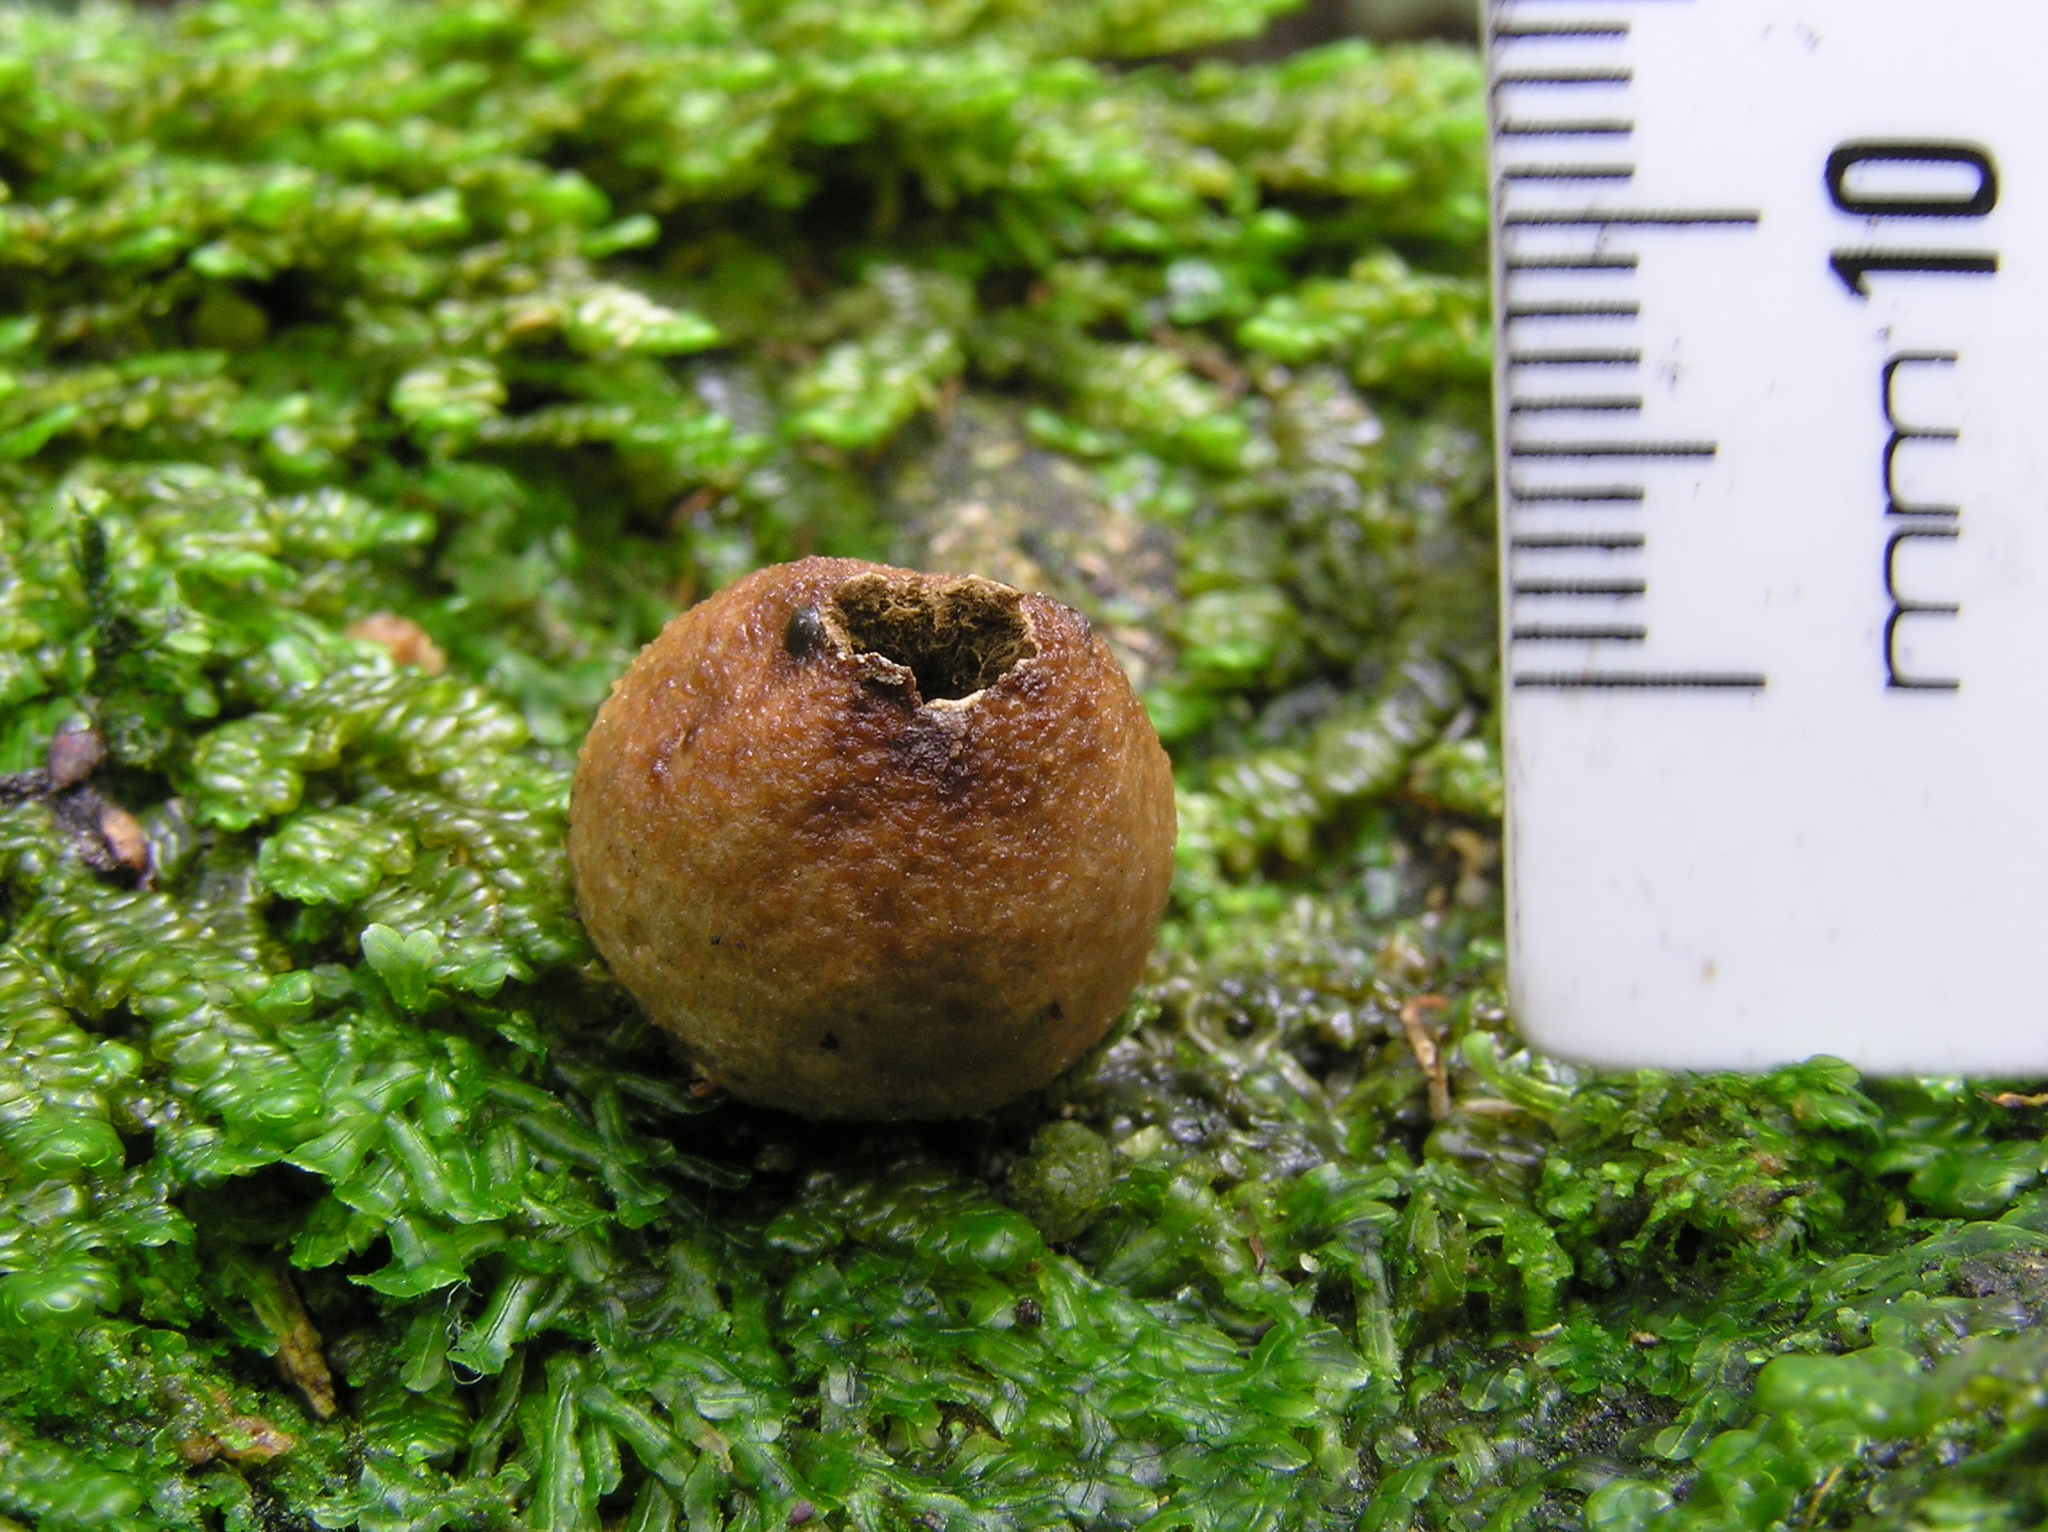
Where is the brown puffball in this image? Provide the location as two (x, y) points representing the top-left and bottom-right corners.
(570, 557), (1176, 1120)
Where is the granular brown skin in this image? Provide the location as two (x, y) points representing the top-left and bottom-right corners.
(570, 557), (1177, 1120)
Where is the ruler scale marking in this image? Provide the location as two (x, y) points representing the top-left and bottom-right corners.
(1494, 0), (1758, 732)
(1508, 442), (1717, 458)
(1503, 209), (1761, 226)
(1498, 121), (1636, 137)
(1508, 485), (1645, 502)
(1512, 533), (1648, 548)
(1512, 627), (1651, 642)
(1506, 301), (1642, 316)
(1495, 69), (1634, 84)
(1493, 24), (1631, 39)
(1510, 396), (1644, 411)
(1512, 673), (1768, 691)
(1504, 255), (1639, 270)
(1502, 167), (1637, 181)
(1508, 356), (1643, 370)
(1489, 0), (2048, 1071)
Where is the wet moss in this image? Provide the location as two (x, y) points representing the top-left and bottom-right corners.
(1005, 1122), (1114, 1245)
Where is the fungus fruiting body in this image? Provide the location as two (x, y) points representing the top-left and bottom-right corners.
(570, 557), (1177, 1119)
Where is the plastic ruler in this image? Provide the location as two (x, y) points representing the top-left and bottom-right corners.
(1488, 1), (2048, 1072)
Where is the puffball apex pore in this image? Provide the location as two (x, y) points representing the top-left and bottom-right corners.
(568, 557), (1177, 1120)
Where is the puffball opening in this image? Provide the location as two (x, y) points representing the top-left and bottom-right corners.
(826, 572), (1037, 702)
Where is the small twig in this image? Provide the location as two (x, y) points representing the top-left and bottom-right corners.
(1459, 1097), (1523, 1118)
(268, 1268), (338, 1421)
(1806, 1464), (1844, 1526)
(1400, 995), (1452, 1121)
(1150, 325), (1247, 396)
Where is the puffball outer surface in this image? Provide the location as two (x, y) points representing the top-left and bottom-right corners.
(569, 556), (1177, 1120)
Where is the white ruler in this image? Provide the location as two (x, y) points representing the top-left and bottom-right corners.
(1490, 1), (2048, 1073)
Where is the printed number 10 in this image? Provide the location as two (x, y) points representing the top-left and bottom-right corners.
(1828, 141), (2000, 296)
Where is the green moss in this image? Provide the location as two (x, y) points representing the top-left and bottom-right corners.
(1005, 1122), (1114, 1245)
(0, 2), (2042, 1531)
